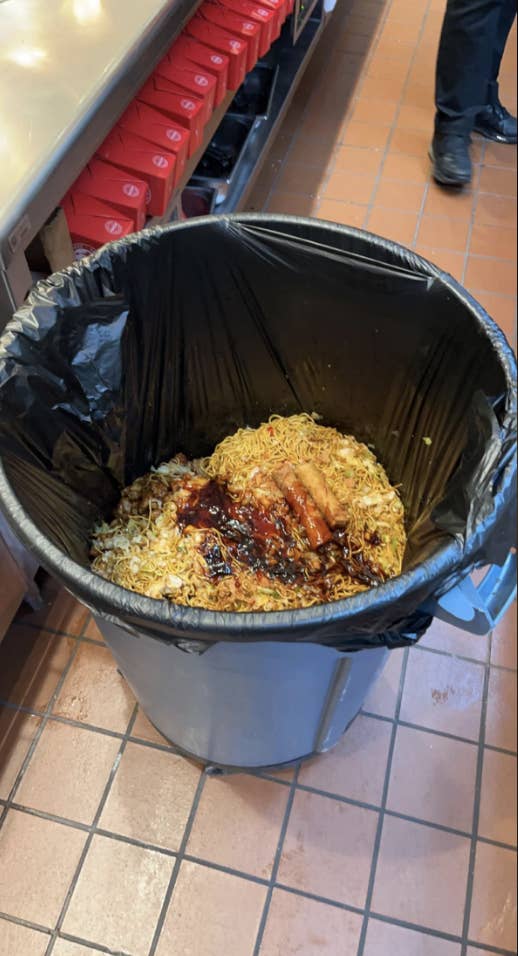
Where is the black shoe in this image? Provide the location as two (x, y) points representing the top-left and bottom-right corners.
(474, 101), (517, 144)
(429, 133), (472, 186)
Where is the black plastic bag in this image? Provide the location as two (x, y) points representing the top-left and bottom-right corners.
(0, 215), (515, 652)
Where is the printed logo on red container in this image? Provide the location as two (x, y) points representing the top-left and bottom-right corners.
(122, 183), (140, 198)
(243, 21), (254, 30)
(166, 128), (182, 142)
(180, 98), (196, 111)
(229, 39), (241, 50)
(256, 8), (268, 15)
(104, 219), (124, 236)
(195, 74), (209, 86)
(152, 155), (169, 169)
(211, 54), (224, 64)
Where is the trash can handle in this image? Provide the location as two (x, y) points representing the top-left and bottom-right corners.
(428, 550), (516, 636)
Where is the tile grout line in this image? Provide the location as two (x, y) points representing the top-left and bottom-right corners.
(461, 138), (488, 287)
(0, 614), (91, 833)
(146, 769), (207, 956)
(356, 645), (410, 956)
(460, 629), (492, 956)
(7, 762), (517, 863)
(251, 762), (301, 956)
(266, 0), (391, 214)
(315, 0), (398, 226)
(358, 0), (435, 236)
(360, 709), (518, 758)
(44, 702), (139, 956)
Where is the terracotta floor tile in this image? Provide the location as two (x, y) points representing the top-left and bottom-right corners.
(362, 648), (405, 717)
(277, 789), (378, 907)
(387, 724), (478, 831)
(333, 145), (383, 174)
(470, 222), (517, 260)
(475, 193), (517, 228)
(16, 720), (119, 825)
(472, 290), (516, 344)
(52, 942), (97, 956)
(156, 860), (266, 956)
(0, 920), (49, 956)
(63, 834), (172, 956)
(479, 165), (517, 197)
(479, 748), (517, 846)
(0, 707), (41, 799)
(359, 73), (406, 103)
(131, 706), (170, 745)
(419, 618), (488, 662)
(100, 742), (200, 850)
(400, 648), (484, 741)
(417, 215), (470, 252)
(374, 179), (425, 211)
(350, 96), (398, 126)
(317, 199), (368, 227)
(415, 246), (465, 282)
(324, 169), (376, 204)
(0, 625), (74, 711)
(383, 150), (431, 184)
(424, 183), (474, 219)
(367, 56), (409, 84)
(396, 103), (433, 133)
(260, 888), (363, 955)
(465, 256), (516, 296)
(363, 918), (461, 956)
(367, 208), (418, 246)
(491, 604), (517, 669)
(403, 82), (434, 110)
(484, 141), (517, 168)
(380, 18), (421, 45)
(466, 949), (502, 956)
(341, 121), (391, 149)
(334, 30), (373, 55)
(345, 12), (383, 37)
(371, 816), (471, 935)
(298, 713), (392, 805)
(274, 162), (324, 197)
(0, 809), (86, 927)
(389, 128), (430, 157)
(187, 774), (288, 878)
(469, 842), (517, 950)
(267, 191), (316, 216)
(485, 667), (517, 752)
(53, 642), (135, 734)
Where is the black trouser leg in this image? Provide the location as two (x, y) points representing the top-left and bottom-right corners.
(487, 0), (516, 105)
(434, 0), (514, 135)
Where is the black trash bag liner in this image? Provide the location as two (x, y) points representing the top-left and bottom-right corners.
(0, 215), (516, 653)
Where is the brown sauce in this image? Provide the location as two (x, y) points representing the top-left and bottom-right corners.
(176, 478), (386, 591)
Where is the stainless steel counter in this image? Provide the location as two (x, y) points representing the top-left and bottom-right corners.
(0, 0), (197, 313)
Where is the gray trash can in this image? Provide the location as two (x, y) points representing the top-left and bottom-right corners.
(0, 214), (516, 770)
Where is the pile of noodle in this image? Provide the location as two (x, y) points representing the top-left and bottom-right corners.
(90, 414), (406, 612)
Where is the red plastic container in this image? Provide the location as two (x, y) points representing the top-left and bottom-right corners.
(198, 4), (260, 71)
(70, 158), (147, 230)
(255, 0), (285, 35)
(61, 193), (134, 258)
(138, 75), (205, 156)
(185, 18), (248, 89)
(216, 0), (275, 56)
(154, 58), (217, 124)
(117, 101), (190, 187)
(170, 36), (229, 106)
(97, 129), (176, 216)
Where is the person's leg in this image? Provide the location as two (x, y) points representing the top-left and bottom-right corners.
(474, 0), (517, 142)
(431, 0), (510, 184)
(434, 0), (506, 136)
